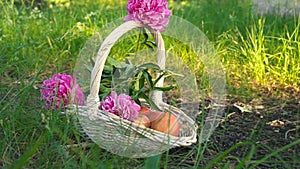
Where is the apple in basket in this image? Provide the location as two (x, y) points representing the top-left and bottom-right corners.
(139, 106), (163, 122)
(135, 106), (180, 136)
(151, 112), (181, 137)
(133, 114), (150, 128)
(133, 106), (157, 128)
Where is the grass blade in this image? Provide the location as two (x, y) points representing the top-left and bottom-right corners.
(144, 154), (161, 169)
(13, 133), (46, 169)
(205, 142), (252, 169)
(249, 139), (300, 169)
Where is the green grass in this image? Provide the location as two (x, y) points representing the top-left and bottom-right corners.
(1, 0), (300, 168)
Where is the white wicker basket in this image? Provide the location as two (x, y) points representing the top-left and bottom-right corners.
(76, 21), (198, 158)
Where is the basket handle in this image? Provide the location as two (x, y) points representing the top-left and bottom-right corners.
(87, 21), (166, 118)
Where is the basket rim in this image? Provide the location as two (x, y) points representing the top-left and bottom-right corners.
(73, 102), (198, 146)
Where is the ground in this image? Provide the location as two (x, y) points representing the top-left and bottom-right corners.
(168, 86), (300, 168)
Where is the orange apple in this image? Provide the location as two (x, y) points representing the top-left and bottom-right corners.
(139, 106), (163, 122)
(139, 106), (151, 113)
(133, 114), (150, 128)
(151, 112), (181, 137)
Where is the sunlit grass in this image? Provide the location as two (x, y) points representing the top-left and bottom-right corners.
(217, 16), (300, 90)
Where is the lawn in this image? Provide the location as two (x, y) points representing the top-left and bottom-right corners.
(0, 0), (299, 168)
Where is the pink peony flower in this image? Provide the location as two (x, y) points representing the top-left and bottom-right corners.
(100, 92), (141, 121)
(40, 73), (85, 110)
(100, 91), (118, 115)
(116, 93), (140, 121)
(124, 0), (172, 31)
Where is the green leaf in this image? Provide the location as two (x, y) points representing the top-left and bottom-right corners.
(144, 42), (154, 50)
(141, 28), (149, 44)
(138, 93), (160, 111)
(153, 85), (175, 92)
(142, 70), (154, 88)
(132, 87), (148, 100)
(124, 64), (136, 76)
(144, 154), (161, 169)
(144, 40), (156, 50)
(138, 73), (146, 89)
(103, 65), (114, 73)
(138, 63), (160, 70)
(106, 56), (127, 68)
(153, 72), (167, 85)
